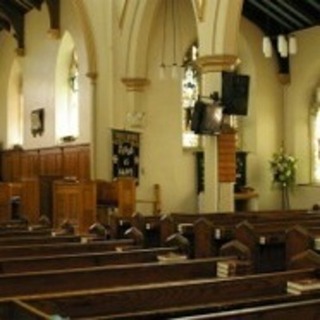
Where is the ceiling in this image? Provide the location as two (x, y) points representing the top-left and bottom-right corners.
(242, 0), (320, 74)
(0, 0), (59, 54)
(242, 0), (320, 37)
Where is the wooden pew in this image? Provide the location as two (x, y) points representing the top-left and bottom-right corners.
(0, 239), (135, 259)
(159, 210), (320, 250)
(221, 220), (320, 273)
(4, 267), (319, 319)
(170, 296), (320, 320)
(0, 228), (52, 237)
(0, 256), (237, 298)
(0, 234), (82, 246)
(219, 221), (291, 273)
(108, 210), (320, 252)
(130, 212), (162, 247)
(286, 225), (320, 268)
(166, 213), (320, 260)
(2, 290), (320, 320)
(0, 247), (180, 274)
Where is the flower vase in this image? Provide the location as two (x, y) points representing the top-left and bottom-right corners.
(281, 185), (290, 211)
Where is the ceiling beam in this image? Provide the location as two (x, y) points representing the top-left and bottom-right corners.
(307, 0), (320, 11)
(0, 2), (25, 51)
(247, 0), (293, 32)
(45, 0), (60, 34)
(275, 0), (314, 25)
(262, 0), (304, 29)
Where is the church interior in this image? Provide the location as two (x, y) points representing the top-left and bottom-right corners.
(0, 0), (319, 318)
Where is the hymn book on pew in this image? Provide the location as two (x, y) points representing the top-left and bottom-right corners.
(216, 260), (252, 277)
(157, 252), (188, 263)
(287, 278), (320, 295)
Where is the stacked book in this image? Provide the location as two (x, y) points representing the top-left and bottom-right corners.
(287, 278), (320, 295)
(157, 252), (188, 263)
(216, 260), (252, 278)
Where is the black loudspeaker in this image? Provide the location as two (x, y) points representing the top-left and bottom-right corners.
(222, 72), (250, 116)
(191, 98), (224, 135)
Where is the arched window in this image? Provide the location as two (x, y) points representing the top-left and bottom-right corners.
(67, 50), (79, 137)
(181, 43), (200, 149)
(55, 32), (79, 142)
(311, 86), (320, 183)
(7, 59), (24, 147)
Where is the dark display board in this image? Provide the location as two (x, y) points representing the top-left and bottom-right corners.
(112, 130), (140, 182)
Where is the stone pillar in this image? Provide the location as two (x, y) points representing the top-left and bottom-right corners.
(197, 54), (238, 212)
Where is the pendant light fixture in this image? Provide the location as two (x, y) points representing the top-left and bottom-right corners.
(262, 34), (298, 58)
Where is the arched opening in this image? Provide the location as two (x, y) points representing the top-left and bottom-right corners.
(55, 31), (79, 143)
(7, 59), (23, 148)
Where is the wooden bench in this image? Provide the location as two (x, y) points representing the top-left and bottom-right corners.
(0, 228), (52, 238)
(0, 239), (136, 259)
(0, 247), (181, 274)
(227, 221), (320, 271)
(0, 256), (237, 298)
(159, 210), (320, 245)
(170, 296), (320, 320)
(0, 234), (82, 246)
(3, 267), (319, 319)
(162, 212), (320, 260)
(108, 210), (320, 252)
(286, 225), (320, 268)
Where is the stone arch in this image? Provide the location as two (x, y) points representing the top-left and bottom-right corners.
(196, 0), (243, 72)
(55, 31), (77, 141)
(69, 0), (97, 80)
(122, 0), (198, 78)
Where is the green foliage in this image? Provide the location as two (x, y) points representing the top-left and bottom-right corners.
(270, 148), (298, 188)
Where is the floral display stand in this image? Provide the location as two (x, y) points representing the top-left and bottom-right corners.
(270, 148), (298, 210)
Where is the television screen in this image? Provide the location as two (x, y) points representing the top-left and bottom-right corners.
(222, 72), (250, 116)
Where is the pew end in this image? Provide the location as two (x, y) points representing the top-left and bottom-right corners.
(165, 232), (191, 257)
(219, 239), (252, 265)
(124, 226), (144, 247)
(288, 249), (320, 270)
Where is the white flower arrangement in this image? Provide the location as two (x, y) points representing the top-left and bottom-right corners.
(270, 148), (298, 188)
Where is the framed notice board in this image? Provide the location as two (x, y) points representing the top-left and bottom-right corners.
(112, 129), (140, 182)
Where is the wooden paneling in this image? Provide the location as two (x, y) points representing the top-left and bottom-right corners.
(1, 144), (90, 182)
(1, 150), (22, 182)
(97, 178), (136, 217)
(39, 175), (62, 224)
(0, 182), (22, 221)
(63, 146), (79, 178)
(77, 145), (90, 180)
(117, 178), (136, 217)
(39, 147), (63, 176)
(20, 149), (39, 178)
(218, 132), (236, 182)
(0, 144), (91, 225)
(62, 144), (90, 180)
(20, 178), (40, 224)
(53, 180), (96, 234)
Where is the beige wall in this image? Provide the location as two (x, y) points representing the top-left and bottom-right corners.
(238, 18), (284, 210)
(287, 26), (320, 209)
(0, 1), (319, 213)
